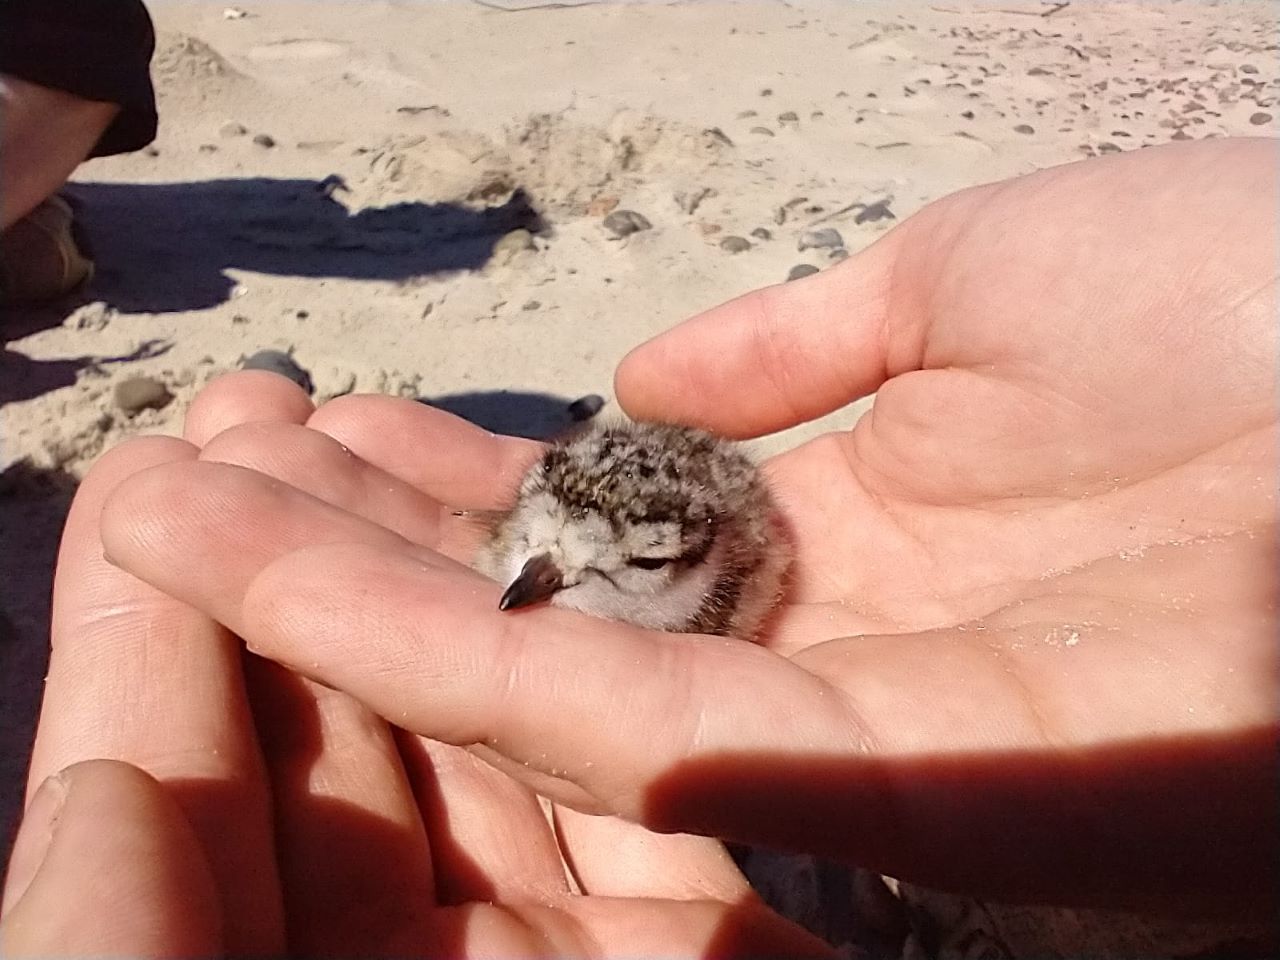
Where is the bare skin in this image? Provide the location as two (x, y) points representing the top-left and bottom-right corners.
(0, 75), (117, 230)
(5, 138), (1275, 952)
(0, 372), (829, 958)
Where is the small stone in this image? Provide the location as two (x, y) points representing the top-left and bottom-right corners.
(1171, 128), (1192, 140)
(797, 227), (843, 252)
(1027, 66), (1052, 76)
(114, 376), (174, 416)
(703, 126), (734, 147)
(71, 302), (114, 331)
(587, 194), (620, 217)
(602, 210), (652, 238)
(1013, 123), (1035, 134)
(720, 235), (752, 253)
(674, 187), (714, 215)
(854, 199), (895, 224)
(568, 394), (606, 421)
(787, 263), (819, 281)
(1097, 141), (1121, 153)
(522, 300), (541, 311)
(828, 248), (849, 261)
(1249, 112), (1273, 125)
(750, 126), (775, 137)
(143, 145), (160, 158)
(252, 133), (276, 148)
(697, 222), (722, 236)
(219, 121), (248, 137)
(295, 309), (309, 320)
(961, 110), (975, 119)
(198, 144), (218, 153)
(777, 111), (799, 126)
(231, 313), (250, 324)
(492, 228), (536, 264)
(760, 88), (773, 97)
(750, 227), (772, 240)
(737, 109), (758, 119)
(1240, 64), (1259, 75)
(242, 350), (315, 394)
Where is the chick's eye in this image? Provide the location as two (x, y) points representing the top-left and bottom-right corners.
(628, 556), (671, 571)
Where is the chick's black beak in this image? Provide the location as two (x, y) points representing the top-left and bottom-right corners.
(498, 553), (564, 611)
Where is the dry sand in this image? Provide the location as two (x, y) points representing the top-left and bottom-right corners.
(1, 0), (1276, 952)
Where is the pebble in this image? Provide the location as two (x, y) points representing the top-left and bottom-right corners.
(143, 146), (160, 158)
(797, 227), (843, 252)
(1027, 66), (1052, 76)
(587, 194), (620, 217)
(1249, 112), (1272, 125)
(829, 248), (849, 261)
(70, 303), (114, 331)
(1240, 64), (1259, 75)
(855, 199), (895, 224)
(568, 394), (606, 422)
(492, 228), (536, 264)
(220, 121), (248, 138)
(198, 144), (218, 153)
(1013, 123), (1036, 134)
(603, 210), (652, 238)
(750, 227), (772, 240)
(697, 222), (722, 236)
(777, 111), (799, 126)
(241, 350), (315, 394)
(252, 133), (276, 148)
(737, 109), (758, 119)
(114, 376), (174, 416)
(720, 235), (752, 253)
(674, 187), (714, 215)
(787, 263), (819, 281)
(522, 300), (541, 311)
(750, 126), (775, 137)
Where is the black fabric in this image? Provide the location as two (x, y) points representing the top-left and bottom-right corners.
(1, 0), (157, 156)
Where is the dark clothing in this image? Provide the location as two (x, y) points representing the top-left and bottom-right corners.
(1, 0), (157, 156)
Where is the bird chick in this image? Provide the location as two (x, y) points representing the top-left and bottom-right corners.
(475, 421), (789, 641)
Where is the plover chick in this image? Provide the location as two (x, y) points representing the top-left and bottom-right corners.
(475, 421), (789, 641)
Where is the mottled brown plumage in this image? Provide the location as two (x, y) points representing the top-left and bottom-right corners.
(475, 421), (789, 641)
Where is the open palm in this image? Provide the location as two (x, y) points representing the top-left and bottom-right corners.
(87, 137), (1277, 936)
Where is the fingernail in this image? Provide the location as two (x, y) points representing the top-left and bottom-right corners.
(1, 772), (70, 914)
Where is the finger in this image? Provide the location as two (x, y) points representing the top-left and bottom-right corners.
(613, 226), (912, 438)
(397, 734), (570, 905)
(32, 438), (283, 954)
(552, 806), (750, 902)
(1, 760), (221, 957)
(184, 370), (315, 447)
(245, 660), (436, 954)
(199, 420), (479, 559)
(307, 394), (541, 509)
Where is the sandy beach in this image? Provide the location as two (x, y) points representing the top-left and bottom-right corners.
(1, 0), (1276, 951)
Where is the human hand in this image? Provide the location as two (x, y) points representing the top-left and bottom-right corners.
(0, 374), (830, 957)
(93, 138), (1275, 922)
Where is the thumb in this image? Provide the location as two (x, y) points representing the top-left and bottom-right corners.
(1, 760), (222, 958)
(613, 220), (911, 439)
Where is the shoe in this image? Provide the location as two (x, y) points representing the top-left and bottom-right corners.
(0, 195), (94, 306)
